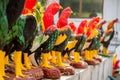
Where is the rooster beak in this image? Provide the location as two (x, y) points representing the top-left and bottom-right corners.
(71, 10), (73, 14)
(59, 5), (63, 10)
(115, 18), (119, 22)
(100, 17), (102, 21)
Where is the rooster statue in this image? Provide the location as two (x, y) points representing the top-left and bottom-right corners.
(92, 24), (103, 62)
(50, 7), (75, 75)
(84, 17), (101, 65)
(4, 15), (39, 79)
(69, 20), (88, 69)
(0, 0), (26, 79)
(33, 2), (62, 79)
(2, 0), (45, 79)
(61, 22), (77, 63)
(101, 18), (118, 55)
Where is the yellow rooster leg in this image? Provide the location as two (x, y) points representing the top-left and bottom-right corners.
(63, 53), (71, 63)
(0, 50), (9, 79)
(4, 55), (13, 66)
(93, 50), (96, 58)
(90, 50), (94, 60)
(40, 53), (53, 68)
(24, 53), (31, 70)
(87, 50), (90, 60)
(73, 52), (81, 62)
(0, 76), (4, 80)
(103, 47), (109, 55)
(88, 51), (91, 60)
(13, 51), (26, 71)
(50, 51), (56, 64)
(14, 51), (25, 77)
(56, 51), (66, 67)
(91, 50), (94, 59)
(84, 50), (89, 60)
(94, 50), (98, 57)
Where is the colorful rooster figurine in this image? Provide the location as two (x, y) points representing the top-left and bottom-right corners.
(69, 20), (88, 69)
(61, 22), (77, 63)
(95, 20), (106, 55)
(84, 17), (101, 65)
(33, 2), (62, 79)
(0, 0), (26, 79)
(51, 7), (75, 75)
(101, 18), (118, 55)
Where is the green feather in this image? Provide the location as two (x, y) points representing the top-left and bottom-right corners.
(0, 0), (9, 49)
(6, 16), (26, 46)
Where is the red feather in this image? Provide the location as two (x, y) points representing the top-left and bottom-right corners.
(86, 29), (91, 37)
(43, 12), (54, 30)
(113, 60), (120, 69)
(88, 17), (101, 29)
(57, 7), (72, 28)
(69, 22), (77, 33)
(76, 20), (88, 35)
(43, 2), (61, 30)
(46, 2), (61, 15)
(22, 0), (36, 14)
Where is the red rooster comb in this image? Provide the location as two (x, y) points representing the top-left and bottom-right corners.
(60, 7), (72, 18)
(76, 20), (88, 35)
(46, 2), (62, 15)
(93, 17), (101, 23)
(22, 0), (37, 15)
(69, 22), (77, 33)
(89, 21), (98, 29)
(97, 20), (107, 29)
(88, 17), (101, 29)
(113, 18), (119, 23)
(43, 2), (61, 30)
(57, 7), (72, 28)
(101, 20), (107, 25)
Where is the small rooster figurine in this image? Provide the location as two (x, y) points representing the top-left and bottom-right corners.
(84, 17), (101, 65)
(0, 0), (25, 79)
(101, 18), (118, 55)
(69, 20), (88, 69)
(34, 1), (62, 67)
(5, 15), (37, 77)
(51, 7), (75, 75)
(3, 0), (38, 78)
(53, 7), (72, 67)
(61, 22), (77, 63)
(33, 2), (62, 79)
